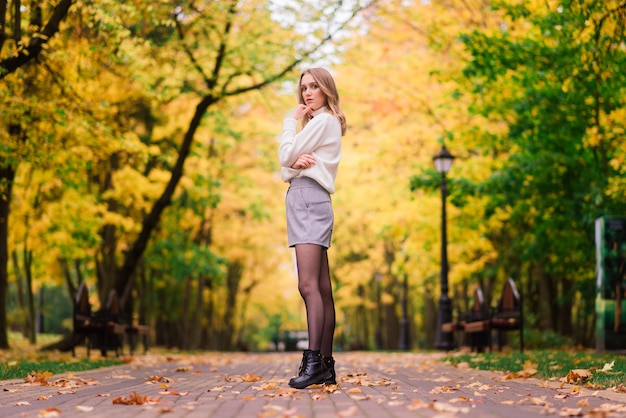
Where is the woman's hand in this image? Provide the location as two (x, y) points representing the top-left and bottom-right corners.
(290, 104), (313, 120)
(291, 153), (316, 170)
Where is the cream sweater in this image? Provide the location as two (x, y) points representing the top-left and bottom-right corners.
(278, 107), (342, 194)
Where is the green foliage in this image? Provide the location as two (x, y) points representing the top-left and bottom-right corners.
(521, 328), (574, 350)
(443, 349), (626, 389)
(0, 358), (122, 381)
(447, 0), (626, 344)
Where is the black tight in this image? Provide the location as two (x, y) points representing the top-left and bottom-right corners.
(295, 244), (335, 357)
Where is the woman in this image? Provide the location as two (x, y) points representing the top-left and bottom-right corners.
(278, 68), (346, 389)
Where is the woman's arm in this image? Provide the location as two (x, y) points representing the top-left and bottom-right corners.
(278, 114), (333, 167)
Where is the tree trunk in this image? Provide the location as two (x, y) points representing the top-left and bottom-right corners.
(220, 260), (243, 350)
(116, 96), (217, 307)
(559, 277), (574, 337)
(190, 276), (205, 349)
(381, 277), (399, 350)
(12, 251), (26, 337)
(24, 249), (36, 344)
(0, 163), (16, 348)
(180, 276), (192, 350)
(423, 285), (436, 349)
(535, 263), (553, 331)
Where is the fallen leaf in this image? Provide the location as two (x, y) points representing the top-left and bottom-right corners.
(407, 399), (431, 410)
(559, 407), (582, 416)
(586, 410), (610, 418)
(565, 369), (592, 384)
(519, 397), (548, 406)
(155, 407), (174, 413)
(146, 375), (173, 383)
(323, 384), (340, 393)
(337, 406), (359, 417)
(433, 401), (470, 414)
(37, 407), (62, 417)
(576, 398), (589, 407)
(76, 405), (94, 412)
(24, 371), (53, 386)
(112, 391), (159, 405)
(599, 361), (614, 373)
(58, 389), (76, 394)
(242, 373), (262, 382)
(255, 382), (279, 390)
(273, 387), (301, 397)
(450, 396), (472, 403)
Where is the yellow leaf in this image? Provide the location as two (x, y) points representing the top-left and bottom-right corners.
(242, 373), (262, 382)
(576, 398), (589, 407)
(599, 361), (614, 372)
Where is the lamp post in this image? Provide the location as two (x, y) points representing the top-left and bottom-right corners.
(433, 146), (455, 350)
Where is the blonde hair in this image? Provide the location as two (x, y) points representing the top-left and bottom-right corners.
(297, 68), (347, 136)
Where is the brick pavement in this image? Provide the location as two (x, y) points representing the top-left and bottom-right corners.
(1, 351), (625, 418)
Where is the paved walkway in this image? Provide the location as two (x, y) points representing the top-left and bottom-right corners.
(1, 351), (625, 417)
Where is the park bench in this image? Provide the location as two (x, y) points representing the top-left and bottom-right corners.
(489, 277), (524, 352)
(72, 283), (153, 357)
(101, 290), (150, 355)
(72, 283), (125, 357)
(459, 287), (491, 352)
(124, 316), (150, 355)
(442, 278), (524, 353)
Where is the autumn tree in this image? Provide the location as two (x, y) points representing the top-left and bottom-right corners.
(4, 0), (376, 349)
(451, 0), (626, 345)
(0, 0), (75, 348)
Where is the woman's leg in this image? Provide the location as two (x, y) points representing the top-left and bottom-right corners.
(319, 249), (335, 357)
(295, 244), (324, 349)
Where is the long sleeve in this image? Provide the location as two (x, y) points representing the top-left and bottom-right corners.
(277, 110), (342, 194)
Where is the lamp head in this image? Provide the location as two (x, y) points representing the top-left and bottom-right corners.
(433, 146), (455, 174)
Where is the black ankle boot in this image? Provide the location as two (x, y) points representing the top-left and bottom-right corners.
(323, 356), (336, 385)
(289, 350), (331, 389)
(289, 349), (311, 386)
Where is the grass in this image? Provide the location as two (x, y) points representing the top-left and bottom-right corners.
(442, 349), (626, 389)
(0, 332), (124, 381)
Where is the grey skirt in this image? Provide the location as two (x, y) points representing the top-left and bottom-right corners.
(286, 177), (334, 249)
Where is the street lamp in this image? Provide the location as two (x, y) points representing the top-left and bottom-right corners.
(433, 146), (455, 350)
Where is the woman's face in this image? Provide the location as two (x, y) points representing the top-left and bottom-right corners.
(300, 73), (327, 111)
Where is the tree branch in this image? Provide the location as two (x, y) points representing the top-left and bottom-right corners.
(0, 0), (73, 79)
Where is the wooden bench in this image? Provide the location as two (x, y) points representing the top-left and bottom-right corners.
(72, 283), (126, 357)
(124, 318), (150, 355)
(460, 287), (491, 352)
(442, 278), (524, 353)
(490, 277), (523, 352)
(96, 289), (150, 355)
